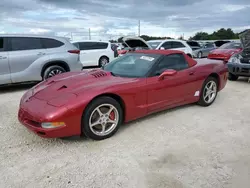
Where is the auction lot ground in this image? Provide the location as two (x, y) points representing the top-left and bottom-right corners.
(0, 78), (250, 188)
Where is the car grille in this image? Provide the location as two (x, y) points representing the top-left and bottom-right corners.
(232, 67), (250, 74)
(240, 58), (250, 64)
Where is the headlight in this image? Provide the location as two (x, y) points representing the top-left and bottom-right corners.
(228, 54), (242, 64)
(41, 122), (65, 129)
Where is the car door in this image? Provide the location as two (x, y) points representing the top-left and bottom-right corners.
(8, 37), (47, 83)
(78, 42), (100, 67)
(203, 43), (216, 56)
(0, 37), (11, 85)
(146, 53), (197, 113)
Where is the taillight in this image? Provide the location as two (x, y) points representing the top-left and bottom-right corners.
(68, 50), (80, 54)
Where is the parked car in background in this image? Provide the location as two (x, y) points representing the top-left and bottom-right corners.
(72, 40), (115, 67)
(0, 34), (82, 86)
(116, 36), (152, 57)
(18, 49), (228, 140)
(227, 29), (250, 81)
(207, 42), (243, 62)
(147, 39), (194, 57)
(193, 42), (217, 58)
(214, 40), (231, 47)
(186, 40), (202, 51)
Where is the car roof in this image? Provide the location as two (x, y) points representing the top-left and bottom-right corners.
(130, 49), (185, 55)
(148, 39), (187, 43)
(72, 40), (110, 43)
(0, 34), (68, 40)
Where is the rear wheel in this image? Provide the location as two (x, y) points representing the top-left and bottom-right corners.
(82, 97), (123, 140)
(99, 56), (109, 67)
(43, 65), (66, 80)
(228, 72), (238, 81)
(198, 77), (218, 107)
(198, 51), (202, 58)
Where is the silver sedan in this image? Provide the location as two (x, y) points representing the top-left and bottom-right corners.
(193, 42), (217, 58)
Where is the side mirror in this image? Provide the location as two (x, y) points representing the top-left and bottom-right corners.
(158, 69), (177, 80)
(160, 47), (165, 50)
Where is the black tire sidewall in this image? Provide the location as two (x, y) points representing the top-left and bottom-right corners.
(43, 65), (66, 80)
(228, 72), (238, 81)
(82, 96), (123, 140)
(198, 77), (218, 106)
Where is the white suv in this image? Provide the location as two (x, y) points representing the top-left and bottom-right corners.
(147, 39), (194, 57)
(72, 40), (115, 67)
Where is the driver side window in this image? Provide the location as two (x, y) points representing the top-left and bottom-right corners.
(152, 54), (189, 76)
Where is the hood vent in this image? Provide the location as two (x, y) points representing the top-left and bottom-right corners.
(90, 71), (108, 78)
(57, 85), (67, 90)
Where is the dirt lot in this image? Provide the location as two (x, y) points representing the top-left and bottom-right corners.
(0, 78), (250, 188)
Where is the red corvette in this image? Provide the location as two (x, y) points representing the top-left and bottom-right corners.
(208, 42), (243, 62)
(18, 50), (228, 140)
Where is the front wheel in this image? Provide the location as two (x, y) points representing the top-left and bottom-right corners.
(228, 72), (238, 81)
(82, 97), (123, 140)
(198, 77), (218, 107)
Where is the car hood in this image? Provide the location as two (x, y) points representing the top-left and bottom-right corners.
(32, 70), (137, 101)
(239, 29), (250, 51)
(209, 49), (241, 55)
(122, 36), (152, 49)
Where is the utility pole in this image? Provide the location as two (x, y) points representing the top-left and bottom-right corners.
(89, 28), (91, 40)
(138, 20), (140, 36)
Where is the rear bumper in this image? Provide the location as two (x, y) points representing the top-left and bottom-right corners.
(228, 63), (250, 76)
(208, 54), (230, 61)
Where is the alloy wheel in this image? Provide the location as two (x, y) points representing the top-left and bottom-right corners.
(89, 104), (119, 136)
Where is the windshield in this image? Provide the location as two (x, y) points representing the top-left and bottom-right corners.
(148, 41), (161, 49)
(103, 53), (161, 77)
(219, 42), (242, 49)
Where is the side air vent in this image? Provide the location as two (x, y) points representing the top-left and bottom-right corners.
(91, 71), (108, 78)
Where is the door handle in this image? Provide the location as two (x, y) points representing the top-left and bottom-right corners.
(0, 56), (7, 59)
(37, 52), (46, 55)
(189, 71), (194, 75)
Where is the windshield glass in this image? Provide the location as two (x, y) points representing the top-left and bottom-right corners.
(148, 41), (161, 49)
(103, 53), (161, 77)
(219, 42), (242, 49)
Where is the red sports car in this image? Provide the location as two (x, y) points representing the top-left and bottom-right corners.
(18, 50), (228, 140)
(208, 42), (243, 62)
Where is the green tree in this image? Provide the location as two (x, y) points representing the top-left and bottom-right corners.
(190, 28), (240, 40)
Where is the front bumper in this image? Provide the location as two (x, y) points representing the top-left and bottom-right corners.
(18, 96), (82, 138)
(227, 62), (250, 76)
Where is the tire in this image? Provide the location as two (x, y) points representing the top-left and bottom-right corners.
(198, 51), (202, 58)
(228, 72), (238, 81)
(198, 76), (218, 107)
(99, 56), (109, 67)
(82, 96), (123, 140)
(43, 65), (66, 80)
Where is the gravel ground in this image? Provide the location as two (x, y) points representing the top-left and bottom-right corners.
(0, 78), (250, 188)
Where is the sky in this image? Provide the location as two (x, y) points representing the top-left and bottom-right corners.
(0, 0), (250, 41)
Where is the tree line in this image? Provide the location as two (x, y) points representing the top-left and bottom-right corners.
(110, 28), (242, 43)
